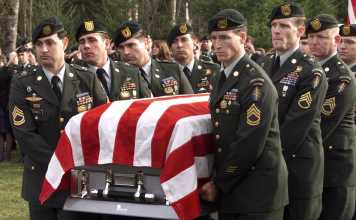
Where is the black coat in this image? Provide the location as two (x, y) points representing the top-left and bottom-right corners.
(189, 59), (219, 94)
(320, 55), (356, 187)
(8, 63), (108, 208)
(260, 49), (328, 199)
(210, 55), (288, 213)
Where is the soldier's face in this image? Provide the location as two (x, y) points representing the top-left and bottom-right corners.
(339, 36), (356, 64)
(117, 37), (150, 67)
(78, 33), (110, 67)
(171, 34), (194, 64)
(34, 34), (68, 68)
(210, 30), (246, 66)
(271, 18), (301, 53)
(308, 28), (340, 60)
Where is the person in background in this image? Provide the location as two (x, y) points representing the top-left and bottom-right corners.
(151, 40), (172, 61)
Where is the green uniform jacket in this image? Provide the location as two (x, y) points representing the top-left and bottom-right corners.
(189, 59), (219, 94)
(8, 63), (108, 208)
(260, 49), (328, 199)
(148, 59), (193, 96)
(320, 55), (356, 187)
(107, 60), (151, 101)
(210, 55), (288, 213)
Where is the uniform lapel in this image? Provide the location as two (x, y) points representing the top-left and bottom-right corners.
(150, 59), (164, 96)
(322, 55), (338, 78)
(190, 60), (201, 91)
(211, 55), (246, 107)
(270, 50), (303, 83)
(32, 67), (59, 106)
(109, 60), (122, 100)
(61, 63), (79, 108)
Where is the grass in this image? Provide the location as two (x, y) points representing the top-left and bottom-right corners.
(0, 151), (28, 220)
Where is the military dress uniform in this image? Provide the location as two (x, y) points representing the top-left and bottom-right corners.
(114, 21), (193, 97)
(9, 17), (108, 220)
(208, 9), (288, 220)
(261, 48), (327, 219)
(187, 59), (219, 94)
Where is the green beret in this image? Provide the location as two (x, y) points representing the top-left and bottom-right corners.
(75, 20), (109, 41)
(167, 23), (193, 46)
(340, 24), (356, 37)
(306, 14), (339, 34)
(270, 3), (304, 24)
(208, 9), (246, 33)
(32, 17), (65, 43)
(114, 21), (142, 46)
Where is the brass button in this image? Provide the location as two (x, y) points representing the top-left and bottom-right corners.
(217, 147), (222, 153)
(59, 117), (64, 123)
(226, 110), (230, 114)
(292, 154), (296, 158)
(216, 108), (220, 113)
(31, 166), (35, 170)
(215, 134), (220, 140)
(328, 145), (333, 150)
(250, 166), (255, 171)
(214, 121), (219, 127)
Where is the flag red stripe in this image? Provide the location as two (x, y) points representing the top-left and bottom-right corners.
(81, 103), (111, 165)
(113, 99), (151, 165)
(39, 179), (56, 204)
(55, 132), (75, 172)
(151, 102), (210, 168)
(353, 0), (356, 17)
(172, 190), (201, 220)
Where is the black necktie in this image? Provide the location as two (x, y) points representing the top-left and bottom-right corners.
(183, 66), (191, 80)
(96, 68), (109, 95)
(271, 55), (280, 76)
(218, 70), (226, 90)
(51, 76), (62, 101)
(139, 68), (151, 86)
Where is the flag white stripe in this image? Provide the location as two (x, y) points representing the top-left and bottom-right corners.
(161, 165), (197, 203)
(134, 95), (209, 166)
(166, 114), (212, 157)
(66, 112), (86, 167)
(349, 0), (356, 24)
(45, 154), (65, 189)
(98, 100), (134, 164)
(195, 154), (214, 178)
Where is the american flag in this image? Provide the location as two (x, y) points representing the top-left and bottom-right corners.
(39, 94), (215, 220)
(348, 0), (356, 24)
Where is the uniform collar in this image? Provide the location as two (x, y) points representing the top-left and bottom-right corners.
(318, 52), (337, 66)
(43, 64), (65, 84)
(179, 59), (195, 72)
(89, 59), (111, 78)
(277, 46), (298, 67)
(141, 58), (152, 75)
(221, 51), (245, 78)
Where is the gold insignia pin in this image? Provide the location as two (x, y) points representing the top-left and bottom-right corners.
(291, 59), (297, 64)
(84, 21), (94, 31)
(298, 91), (312, 109)
(220, 100), (228, 109)
(197, 65), (202, 70)
(37, 76), (42, 81)
(217, 18), (228, 29)
(121, 27), (132, 39)
(179, 23), (188, 34)
(343, 26), (351, 35)
(281, 4), (292, 16)
(321, 97), (336, 116)
(68, 72), (74, 77)
(324, 67), (330, 72)
(206, 69), (212, 75)
(164, 87), (174, 94)
(42, 25), (52, 35)
(120, 90), (130, 98)
(295, 66), (303, 72)
(311, 19), (321, 31)
(233, 71), (239, 77)
(77, 105), (87, 113)
(246, 104), (261, 126)
(12, 106), (25, 126)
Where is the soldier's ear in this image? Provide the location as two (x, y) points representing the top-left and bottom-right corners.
(297, 25), (305, 38)
(335, 34), (342, 46)
(62, 37), (69, 51)
(239, 31), (247, 44)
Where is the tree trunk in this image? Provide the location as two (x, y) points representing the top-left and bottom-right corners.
(1, 0), (20, 55)
(171, 0), (176, 26)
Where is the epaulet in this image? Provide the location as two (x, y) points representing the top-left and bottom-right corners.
(336, 59), (350, 74)
(157, 60), (177, 64)
(301, 53), (316, 64)
(199, 59), (216, 65)
(70, 63), (89, 71)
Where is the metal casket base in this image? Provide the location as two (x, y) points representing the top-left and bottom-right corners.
(64, 197), (178, 219)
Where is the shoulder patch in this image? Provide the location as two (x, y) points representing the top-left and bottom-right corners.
(249, 78), (264, 86)
(312, 70), (322, 89)
(337, 75), (351, 94)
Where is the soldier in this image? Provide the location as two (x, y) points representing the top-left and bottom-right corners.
(8, 17), (108, 220)
(339, 24), (356, 72)
(200, 9), (288, 220)
(167, 23), (219, 93)
(114, 21), (193, 97)
(76, 20), (151, 101)
(259, 3), (328, 220)
(307, 15), (356, 220)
